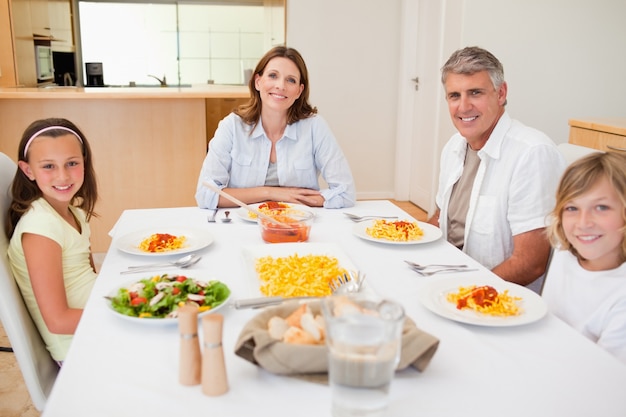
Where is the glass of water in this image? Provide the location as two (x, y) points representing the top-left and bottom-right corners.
(321, 294), (405, 417)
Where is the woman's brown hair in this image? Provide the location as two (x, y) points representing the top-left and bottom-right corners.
(235, 45), (317, 127)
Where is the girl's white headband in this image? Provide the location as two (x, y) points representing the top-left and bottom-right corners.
(23, 126), (83, 157)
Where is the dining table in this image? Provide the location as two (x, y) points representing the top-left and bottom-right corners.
(41, 200), (626, 417)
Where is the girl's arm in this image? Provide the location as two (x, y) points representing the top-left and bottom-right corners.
(22, 233), (83, 334)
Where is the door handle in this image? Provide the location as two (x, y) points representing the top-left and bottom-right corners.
(411, 76), (419, 91)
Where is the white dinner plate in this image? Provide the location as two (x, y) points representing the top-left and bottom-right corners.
(105, 276), (231, 326)
(241, 242), (358, 297)
(115, 228), (214, 257)
(235, 203), (314, 223)
(352, 219), (443, 245)
(418, 276), (548, 327)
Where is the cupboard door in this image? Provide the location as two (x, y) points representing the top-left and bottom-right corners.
(30, 0), (50, 36)
(49, 0), (73, 51)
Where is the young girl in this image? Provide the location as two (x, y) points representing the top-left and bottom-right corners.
(5, 118), (98, 363)
(543, 151), (626, 364)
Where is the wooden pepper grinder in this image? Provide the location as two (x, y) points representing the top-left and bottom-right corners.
(201, 314), (228, 396)
(177, 305), (201, 386)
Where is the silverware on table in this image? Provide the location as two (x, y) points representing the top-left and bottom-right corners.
(329, 271), (366, 294)
(410, 267), (478, 276)
(344, 213), (398, 222)
(233, 296), (318, 309)
(207, 209), (218, 223)
(220, 210), (232, 223)
(121, 254), (202, 274)
(404, 260), (468, 270)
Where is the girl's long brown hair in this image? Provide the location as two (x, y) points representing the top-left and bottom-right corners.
(5, 118), (98, 239)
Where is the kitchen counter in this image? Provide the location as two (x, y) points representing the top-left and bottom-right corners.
(0, 84), (249, 99)
(0, 86), (250, 252)
(568, 117), (626, 152)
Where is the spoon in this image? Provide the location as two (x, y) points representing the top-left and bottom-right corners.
(201, 181), (291, 227)
(121, 254), (202, 274)
(220, 210), (232, 223)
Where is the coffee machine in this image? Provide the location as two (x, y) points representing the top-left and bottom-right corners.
(85, 62), (105, 87)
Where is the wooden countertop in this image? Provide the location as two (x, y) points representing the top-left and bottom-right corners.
(569, 117), (626, 136)
(0, 84), (250, 99)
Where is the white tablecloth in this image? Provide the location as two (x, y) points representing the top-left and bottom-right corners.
(42, 201), (626, 417)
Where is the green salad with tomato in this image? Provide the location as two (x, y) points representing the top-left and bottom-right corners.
(109, 274), (231, 319)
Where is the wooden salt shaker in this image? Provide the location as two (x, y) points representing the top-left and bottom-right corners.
(201, 314), (228, 396)
(177, 305), (201, 386)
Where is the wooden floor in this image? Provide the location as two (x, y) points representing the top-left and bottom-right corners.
(0, 200), (426, 416)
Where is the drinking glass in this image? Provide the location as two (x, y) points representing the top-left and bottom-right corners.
(321, 294), (405, 417)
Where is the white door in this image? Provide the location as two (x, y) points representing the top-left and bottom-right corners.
(394, 0), (462, 217)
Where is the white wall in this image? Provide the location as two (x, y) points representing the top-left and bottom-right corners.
(454, 0), (626, 143)
(287, 0), (401, 199)
(287, 0), (626, 202)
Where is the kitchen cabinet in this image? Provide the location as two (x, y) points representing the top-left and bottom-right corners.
(568, 118), (626, 153)
(10, 0), (37, 86)
(29, 0), (50, 36)
(48, 0), (73, 52)
(205, 97), (249, 144)
(0, 86), (249, 252)
(31, 0), (73, 51)
(0, 0), (18, 86)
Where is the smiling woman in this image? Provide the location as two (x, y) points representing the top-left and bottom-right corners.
(77, 0), (285, 87)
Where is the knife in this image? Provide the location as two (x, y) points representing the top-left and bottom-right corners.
(233, 296), (318, 309)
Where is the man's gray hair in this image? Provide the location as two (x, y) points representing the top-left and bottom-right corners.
(441, 46), (505, 90)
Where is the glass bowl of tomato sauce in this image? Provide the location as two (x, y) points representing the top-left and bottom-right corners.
(258, 208), (314, 243)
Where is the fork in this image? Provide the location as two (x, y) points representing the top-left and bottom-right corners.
(207, 209), (218, 223)
(411, 267), (478, 276)
(329, 271), (366, 294)
(233, 271), (366, 309)
(344, 213), (398, 222)
(404, 260), (468, 270)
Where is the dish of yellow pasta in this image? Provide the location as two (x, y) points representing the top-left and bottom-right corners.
(353, 219), (442, 245)
(241, 243), (356, 297)
(418, 277), (547, 327)
(115, 228), (214, 257)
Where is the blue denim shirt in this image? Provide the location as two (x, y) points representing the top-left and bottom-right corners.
(195, 113), (356, 209)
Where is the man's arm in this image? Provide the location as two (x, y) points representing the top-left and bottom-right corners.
(491, 228), (551, 286)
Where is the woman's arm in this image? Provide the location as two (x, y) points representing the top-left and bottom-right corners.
(311, 116), (356, 208)
(22, 233), (83, 334)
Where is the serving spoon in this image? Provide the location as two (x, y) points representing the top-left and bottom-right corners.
(121, 253), (202, 274)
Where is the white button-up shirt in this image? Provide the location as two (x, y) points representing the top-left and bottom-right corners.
(435, 112), (567, 269)
(195, 113), (356, 209)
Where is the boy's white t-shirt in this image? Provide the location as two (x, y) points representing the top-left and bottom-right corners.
(543, 249), (626, 365)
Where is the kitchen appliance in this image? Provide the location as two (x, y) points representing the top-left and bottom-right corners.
(35, 45), (54, 83)
(85, 62), (105, 86)
(52, 51), (76, 86)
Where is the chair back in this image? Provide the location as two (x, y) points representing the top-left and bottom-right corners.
(0, 152), (58, 411)
(557, 142), (602, 165)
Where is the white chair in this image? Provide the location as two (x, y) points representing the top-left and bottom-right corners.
(0, 152), (58, 411)
(557, 142), (602, 165)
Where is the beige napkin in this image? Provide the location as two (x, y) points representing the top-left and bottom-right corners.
(234, 301), (439, 383)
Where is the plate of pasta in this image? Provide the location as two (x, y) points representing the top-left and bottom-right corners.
(352, 219), (442, 245)
(115, 228), (214, 257)
(236, 202), (313, 223)
(418, 276), (547, 326)
(241, 242), (357, 298)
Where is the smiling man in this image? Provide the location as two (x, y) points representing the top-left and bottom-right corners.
(427, 46), (566, 291)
